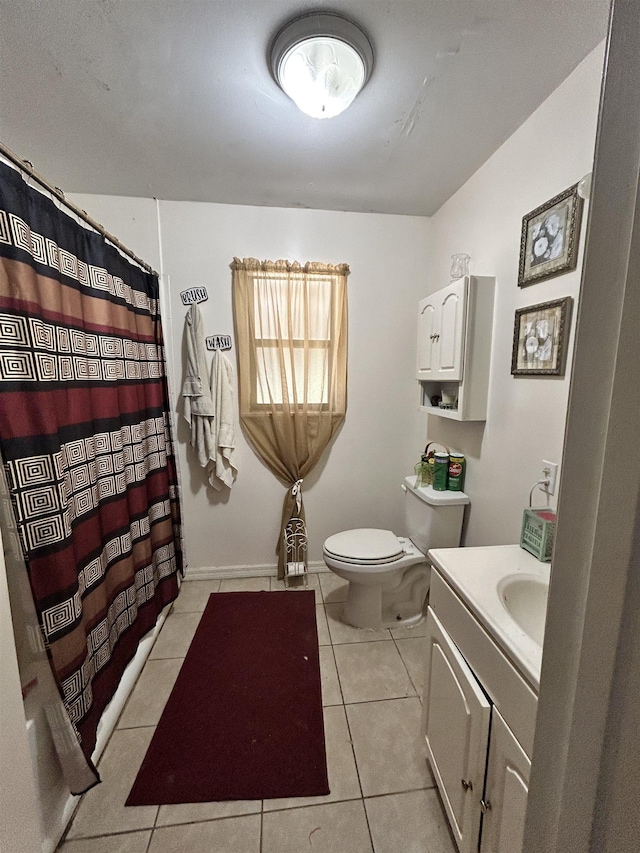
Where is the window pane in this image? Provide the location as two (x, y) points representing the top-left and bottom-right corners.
(254, 275), (332, 341)
(256, 345), (329, 405)
(306, 276), (332, 341)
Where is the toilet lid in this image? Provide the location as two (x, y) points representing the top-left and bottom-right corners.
(323, 528), (404, 564)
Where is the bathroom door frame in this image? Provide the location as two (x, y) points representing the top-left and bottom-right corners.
(523, 1), (640, 851)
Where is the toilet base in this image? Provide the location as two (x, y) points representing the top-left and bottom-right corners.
(340, 563), (430, 630)
(341, 596), (427, 631)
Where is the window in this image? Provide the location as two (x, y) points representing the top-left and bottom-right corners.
(252, 272), (334, 407)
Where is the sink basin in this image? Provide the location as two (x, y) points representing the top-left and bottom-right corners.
(428, 545), (551, 689)
(497, 573), (549, 646)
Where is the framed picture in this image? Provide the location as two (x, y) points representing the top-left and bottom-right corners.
(511, 297), (572, 376)
(518, 183), (583, 287)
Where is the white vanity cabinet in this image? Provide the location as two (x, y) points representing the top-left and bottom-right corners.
(423, 564), (538, 853)
(417, 275), (495, 421)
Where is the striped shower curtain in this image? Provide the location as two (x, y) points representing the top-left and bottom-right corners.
(0, 161), (183, 789)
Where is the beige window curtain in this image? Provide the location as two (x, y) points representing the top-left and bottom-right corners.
(232, 258), (348, 578)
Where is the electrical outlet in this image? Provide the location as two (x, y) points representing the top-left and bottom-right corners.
(542, 460), (558, 495)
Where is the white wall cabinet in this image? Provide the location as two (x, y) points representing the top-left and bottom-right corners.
(417, 275), (495, 421)
(423, 566), (538, 853)
(417, 279), (466, 382)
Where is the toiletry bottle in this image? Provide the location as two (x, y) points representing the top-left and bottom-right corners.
(433, 452), (449, 491)
(448, 453), (465, 491)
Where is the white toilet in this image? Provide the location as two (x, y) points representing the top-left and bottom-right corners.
(323, 476), (470, 630)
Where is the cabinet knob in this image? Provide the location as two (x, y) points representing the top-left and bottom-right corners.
(461, 779), (473, 792)
(480, 799), (492, 813)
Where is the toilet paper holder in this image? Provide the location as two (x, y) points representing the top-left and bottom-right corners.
(283, 517), (308, 588)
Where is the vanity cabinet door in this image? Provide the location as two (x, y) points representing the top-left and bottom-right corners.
(480, 708), (531, 853)
(423, 607), (491, 853)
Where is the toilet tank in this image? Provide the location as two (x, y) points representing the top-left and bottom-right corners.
(402, 476), (470, 554)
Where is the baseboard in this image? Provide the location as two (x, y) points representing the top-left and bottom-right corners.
(184, 561), (329, 581)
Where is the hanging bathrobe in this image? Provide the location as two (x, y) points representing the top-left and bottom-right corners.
(209, 349), (238, 490)
(182, 304), (216, 470)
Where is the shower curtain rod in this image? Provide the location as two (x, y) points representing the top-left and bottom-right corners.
(0, 141), (159, 277)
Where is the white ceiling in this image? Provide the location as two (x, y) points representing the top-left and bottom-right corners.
(0, 1), (609, 216)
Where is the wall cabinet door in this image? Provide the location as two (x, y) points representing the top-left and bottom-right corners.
(480, 709), (531, 853)
(423, 607), (491, 853)
(436, 279), (466, 381)
(416, 278), (467, 382)
(417, 295), (437, 378)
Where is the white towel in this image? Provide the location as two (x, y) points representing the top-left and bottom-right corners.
(181, 304), (216, 471)
(208, 349), (238, 490)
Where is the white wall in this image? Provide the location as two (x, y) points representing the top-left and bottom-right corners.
(162, 202), (432, 570)
(425, 44), (605, 547)
(72, 40), (606, 567)
(71, 196), (432, 571)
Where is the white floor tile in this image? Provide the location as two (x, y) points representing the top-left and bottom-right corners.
(218, 576), (271, 592)
(148, 612), (202, 659)
(262, 800), (373, 853)
(171, 579), (221, 612)
(389, 619), (428, 640)
(58, 832), (152, 853)
(316, 604), (331, 646)
(66, 728), (157, 839)
(270, 572), (321, 593)
(346, 698), (434, 797)
(156, 799), (261, 827)
(117, 659), (182, 729)
(334, 640), (415, 703)
(148, 813), (261, 852)
(325, 603), (391, 644)
(365, 789), (457, 853)
(395, 636), (427, 695)
(320, 645), (343, 706)
(318, 572), (348, 603)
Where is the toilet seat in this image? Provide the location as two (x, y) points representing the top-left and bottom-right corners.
(323, 528), (405, 565)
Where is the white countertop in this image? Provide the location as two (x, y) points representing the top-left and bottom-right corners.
(427, 544), (550, 689)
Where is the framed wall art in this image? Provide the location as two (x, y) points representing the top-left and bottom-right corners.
(517, 183), (584, 287)
(511, 297), (572, 376)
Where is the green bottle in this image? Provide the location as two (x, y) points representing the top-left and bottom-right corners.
(433, 452), (449, 491)
(448, 452), (466, 491)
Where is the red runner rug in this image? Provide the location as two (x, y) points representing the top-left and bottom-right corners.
(126, 590), (329, 804)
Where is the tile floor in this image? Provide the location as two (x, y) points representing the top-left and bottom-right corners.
(58, 573), (456, 853)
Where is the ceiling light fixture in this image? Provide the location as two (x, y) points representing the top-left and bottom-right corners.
(269, 12), (374, 119)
